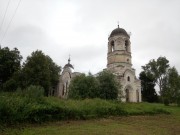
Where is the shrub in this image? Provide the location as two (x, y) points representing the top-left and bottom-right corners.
(69, 71), (122, 100)
(97, 71), (121, 100)
(0, 93), (170, 125)
(23, 85), (44, 101)
(164, 98), (170, 106)
(68, 74), (99, 99)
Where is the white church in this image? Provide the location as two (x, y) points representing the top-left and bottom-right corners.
(56, 26), (142, 102)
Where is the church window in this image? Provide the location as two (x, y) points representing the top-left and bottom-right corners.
(111, 41), (115, 52)
(125, 40), (129, 52)
(127, 76), (130, 81)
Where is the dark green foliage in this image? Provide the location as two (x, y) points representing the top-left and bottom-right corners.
(0, 85), (44, 124)
(0, 47), (22, 90)
(142, 56), (169, 95)
(164, 98), (169, 106)
(0, 47), (61, 95)
(68, 74), (99, 99)
(2, 78), (17, 92)
(69, 71), (121, 100)
(140, 71), (158, 102)
(141, 57), (180, 105)
(21, 50), (61, 96)
(22, 85), (44, 100)
(97, 71), (121, 100)
(0, 90), (170, 125)
(162, 67), (180, 105)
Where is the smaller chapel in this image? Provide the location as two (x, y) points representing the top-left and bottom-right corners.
(56, 25), (141, 102)
(56, 58), (81, 98)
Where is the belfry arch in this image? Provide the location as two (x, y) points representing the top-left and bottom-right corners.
(110, 40), (115, 52)
(125, 40), (130, 52)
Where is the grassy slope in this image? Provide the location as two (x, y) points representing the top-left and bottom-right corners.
(0, 95), (170, 124)
(1, 103), (180, 135)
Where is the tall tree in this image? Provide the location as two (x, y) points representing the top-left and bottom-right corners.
(0, 47), (22, 90)
(162, 67), (180, 104)
(69, 71), (121, 100)
(142, 56), (169, 96)
(68, 74), (99, 99)
(97, 71), (121, 100)
(21, 50), (61, 96)
(139, 71), (158, 102)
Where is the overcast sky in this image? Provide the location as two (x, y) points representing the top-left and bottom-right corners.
(0, 0), (180, 76)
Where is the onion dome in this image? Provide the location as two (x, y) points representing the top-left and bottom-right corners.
(64, 57), (74, 69)
(110, 25), (129, 38)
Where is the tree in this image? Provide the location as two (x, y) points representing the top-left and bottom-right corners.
(162, 67), (180, 105)
(139, 71), (158, 102)
(177, 76), (180, 106)
(69, 71), (121, 100)
(142, 56), (169, 96)
(21, 50), (61, 96)
(97, 71), (121, 100)
(0, 47), (22, 90)
(68, 74), (99, 99)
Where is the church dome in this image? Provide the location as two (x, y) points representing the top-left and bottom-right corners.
(64, 63), (74, 69)
(110, 26), (129, 38)
(63, 57), (74, 69)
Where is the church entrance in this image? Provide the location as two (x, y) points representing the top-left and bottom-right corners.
(126, 89), (129, 102)
(124, 85), (133, 102)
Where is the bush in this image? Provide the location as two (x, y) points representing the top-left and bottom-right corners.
(2, 78), (17, 92)
(23, 85), (44, 100)
(69, 71), (122, 100)
(97, 71), (121, 100)
(0, 92), (171, 125)
(68, 74), (99, 99)
(177, 97), (180, 107)
(164, 98), (170, 106)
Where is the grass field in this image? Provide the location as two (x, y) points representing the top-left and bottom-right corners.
(1, 103), (180, 135)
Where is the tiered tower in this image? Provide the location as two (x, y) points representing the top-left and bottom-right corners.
(107, 25), (141, 102)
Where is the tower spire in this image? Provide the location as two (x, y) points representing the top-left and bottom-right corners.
(117, 21), (119, 28)
(68, 54), (70, 64)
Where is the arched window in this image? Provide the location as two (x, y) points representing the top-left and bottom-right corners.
(125, 40), (129, 52)
(127, 76), (130, 81)
(111, 41), (115, 52)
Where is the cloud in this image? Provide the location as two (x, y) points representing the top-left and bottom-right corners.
(0, 0), (180, 76)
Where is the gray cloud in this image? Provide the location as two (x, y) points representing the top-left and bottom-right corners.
(0, 0), (179, 75)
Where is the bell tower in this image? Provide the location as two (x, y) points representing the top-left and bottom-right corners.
(107, 25), (132, 70)
(106, 25), (142, 102)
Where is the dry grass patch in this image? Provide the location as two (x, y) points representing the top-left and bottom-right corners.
(1, 114), (180, 135)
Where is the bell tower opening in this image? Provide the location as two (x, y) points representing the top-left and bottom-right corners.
(107, 26), (132, 68)
(125, 40), (129, 52)
(106, 25), (142, 103)
(110, 41), (115, 52)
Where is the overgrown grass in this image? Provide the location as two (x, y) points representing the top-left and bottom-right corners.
(0, 91), (171, 126)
